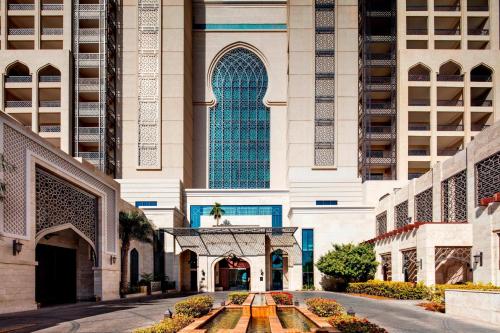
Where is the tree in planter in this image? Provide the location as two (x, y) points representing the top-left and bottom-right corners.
(119, 210), (154, 295)
(317, 243), (378, 287)
(209, 202), (225, 226)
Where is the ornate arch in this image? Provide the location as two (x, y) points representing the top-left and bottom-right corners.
(5, 60), (31, 75)
(35, 223), (97, 254)
(208, 46), (270, 189)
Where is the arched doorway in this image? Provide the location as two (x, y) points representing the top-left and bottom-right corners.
(179, 250), (198, 292)
(214, 255), (250, 291)
(130, 249), (139, 286)
(35, 228), (95, 306)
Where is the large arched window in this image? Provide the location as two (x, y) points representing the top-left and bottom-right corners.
(209, 48), (270, 189)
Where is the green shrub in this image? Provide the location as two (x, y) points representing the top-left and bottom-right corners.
(228, 292), (249, 305)
(329, 314), (387, 333)
(429, 283), (500, 305)
(271, 292), (293, 305)
(305, 298), (345, 317)
(174, 295), (214, 318)
(133, 314), (194, 333)
(347, 280), (431, 300)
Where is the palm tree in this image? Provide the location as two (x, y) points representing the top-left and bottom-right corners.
(119, 210), (154, 295)
(210, 202), (225, 226)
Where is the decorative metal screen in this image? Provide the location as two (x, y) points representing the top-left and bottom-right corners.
(380, 253), (392, 281)
(435, 247), (471, 267)
(314, 0), (335, 166)
(476, 152), (500, 205)
(36, 167), (98, 245)
(402, 248), (417, 283)
(442, 170), (467, 222)
(394, 200), (409, 229)
(137, 0), (161, 168)
(376, 212), (387, 236)
(209, 48), (270, 188)
(415, 188), (433, 222)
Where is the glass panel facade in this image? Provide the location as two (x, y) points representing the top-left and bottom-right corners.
(302, 229), (314, 288)
(209, 48), (270, 188)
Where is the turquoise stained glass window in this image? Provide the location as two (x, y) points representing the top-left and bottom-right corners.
(209, 48), (270, 189)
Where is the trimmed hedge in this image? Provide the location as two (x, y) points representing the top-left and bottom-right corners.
(174, 295), (214, 318)
(430, 283), (500, 305)
(347, 280), (430, 300)
(228, 292), (249, 305)
(271, 292), (293, 305)
(133, 314), (194, 333)
(329, 315), (387, 333)
(305, 298), (345, 317)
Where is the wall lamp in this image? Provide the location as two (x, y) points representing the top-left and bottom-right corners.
(473, 252), (483, 267)
(110, 255), (117, 265)
(260, 269), (264, 276)
(13, 239), (23, 256)
(418, 258), (423, 270)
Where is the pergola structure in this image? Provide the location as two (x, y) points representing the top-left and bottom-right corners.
(161, 227), (302, 264)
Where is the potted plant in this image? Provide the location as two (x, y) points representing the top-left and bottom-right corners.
(139, 273), (154, 295)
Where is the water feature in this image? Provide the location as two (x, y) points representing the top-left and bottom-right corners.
(277, 308), (318, 332)
(247, 316), (271, 333)
(251, 293), (266, 306)
(200, 308), (242, 333)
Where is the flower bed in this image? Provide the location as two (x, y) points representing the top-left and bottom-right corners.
(134, 314), (194, 333)
(429, 283), (500, 305)
(174, 295), (214, 318)
(329, 314), (387, 333)
(227, 292), (249, 305)
(271, 292), (293, 305)
(347, 280), (430, 300)
(305, 298), (345, 317)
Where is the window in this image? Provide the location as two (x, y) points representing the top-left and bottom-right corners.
(302, 229), (314, 288)
(135, 201), (157, 207)
(316, 200), (338, 206)
(441, 170), (467, 222)
(209, 48), (270, 188)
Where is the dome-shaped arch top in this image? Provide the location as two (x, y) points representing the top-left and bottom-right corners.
(471, 63), (493, 82)
(38, 64), (61, 82)
(408, 63), (431, 81)
(209, 47), (270, 189)
(438, 61), (463, 81)
(5, 61), (31, 83)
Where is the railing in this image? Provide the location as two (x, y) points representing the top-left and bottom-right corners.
(39, 75), (61, 82)
(409, 99), (430, 106)
(406, 5), (428, 11)
(467, 5), (489, 11)
(39, 100), (61, 107)
(79, 28), (101, 36)
(5, 100), (32, 108)
(408, 173), (424, 180)
(468, 28), (489, 35)
(409, 123), (430, 131)
(407, 29), (428, 35)
(39, 125), (61, 133)
(78, 53), (100, 60)
(471, 74), (492, 82)
(41, 4), (64, 10)
(471, 99), (492, 107)
(471, 124), (490, 131)
(8, 28), (35, 35)
(366, 151), (384, 158)
(366, 53), (394, 61)
(7, 3), (34, 10)
(434, 5), (460, 11)
(408, 74), (430, 81)
(78, 152), (103, 159)
(5, 75), (32, 83)
(437, 100), (464, 106)
(78, 78), (101, 85)
(78, 4), (103, 11)
(78, 127), (101, 134)
(42, 28), (63, 35)
(435, 29), (461, 35)
(367, 126), (393, 133)
(367, 101), (393, 109)
(437, 124), (464, 131)
(408, 149), (429, 156)
(367, 77), (393, 84)
(437, 74), (464, 81)
(438, 149), (461, 156)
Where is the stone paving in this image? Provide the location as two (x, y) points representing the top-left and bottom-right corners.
(0, 291), (498, 333)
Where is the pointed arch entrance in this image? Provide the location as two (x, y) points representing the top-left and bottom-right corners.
(214, 255), (250, 291)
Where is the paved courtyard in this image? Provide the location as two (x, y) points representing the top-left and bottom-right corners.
(0, 291), (498, 333)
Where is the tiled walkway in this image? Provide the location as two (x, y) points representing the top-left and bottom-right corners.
(0, 291), (498, 333)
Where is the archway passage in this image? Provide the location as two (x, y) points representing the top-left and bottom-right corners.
(179, 250), (198, 292)
(35, 228), (95, 306)
(215, 256), (250, 291)
(130, 249), (139, 286)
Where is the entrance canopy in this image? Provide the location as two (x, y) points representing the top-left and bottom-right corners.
(161, 227), (302, 264)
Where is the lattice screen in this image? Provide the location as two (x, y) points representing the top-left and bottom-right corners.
(476, 152), (500, 204)
(394, 200), (409, 229)
(137, 0), (161, 168)
(415, 188), (433, 222)
(441, 170), (467, 222)
(402, 248), (417, 283)
(376, 212), (387, 236)
(381, 253), (392, 281)
(435, 247), (471, 267)
(314, 0), (335, 166)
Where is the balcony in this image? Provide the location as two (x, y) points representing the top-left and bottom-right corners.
(409, 123), (430, 131)
(435, 29), (460, 35)
(471, 74), (492, 82)
(438, 149), (461, 156)
(39, 75), (61, 83)
(408, 149), (430, 156)
(39, 125), (61, 133)
(471, 99), (492, 107)
(76, 127), (102, 142)
(78, 29), (103, 42)
(437, 124), (464, 131)
(8, 28), (35, 35)
(468, 28), (489, 35)
(41, 4), (63, 10)
(7, 4), (35, 10)
(409, 173), (424, 180)
(39, 100), (61, 108)
(78, 78), (101, 91)
(409, 99), (430, 106)
(41, 28), (63, 36)
(408, 74), (430, 81)
(5, 100), (32, 108)
(467, 5), (489, 11)
(471, 124), (490, 131)
(407, 0), (427, 11)
(407, 28), (428, 35)
(366, 126), (394, 140)
(437, 100), (464, 106)
(437, 74), (464, 81)
(5, 75), (32, 83)
(434, 5), (460, 11)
